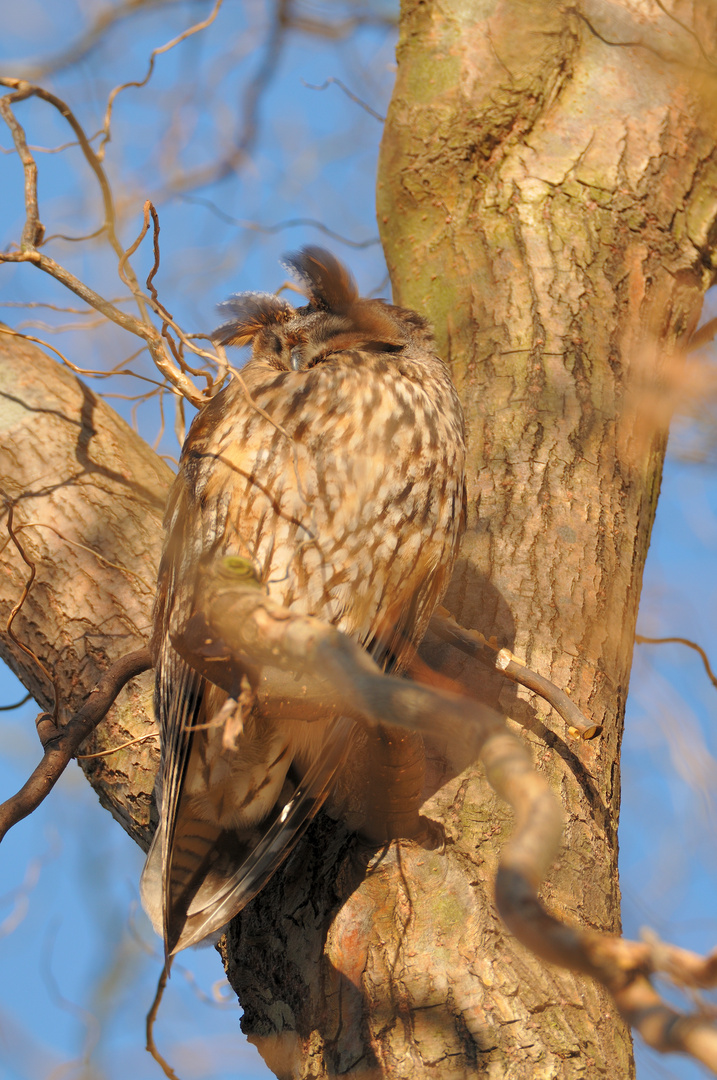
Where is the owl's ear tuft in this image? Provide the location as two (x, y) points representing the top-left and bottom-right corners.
(212, 292), (294, 347)
(282, 247), (358, 312)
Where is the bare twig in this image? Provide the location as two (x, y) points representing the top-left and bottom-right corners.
(0, 88), (206, 405)
(0, 325), (152, 391)
(0, 84), (224, 405)
(0, 692), (32, 712)
(118, 200), (153, 286)
(12, 0), (394, 80)
(44, 224), (106, 245)
(0, 92), (43, 248)
(146, 202), (163, 308)
(430, 607), (602, 740)
(0, 647), (152, 843)
(14, 315), (109, 333)
(117, 201), (214, 387)
(76, 733), (159, 759)
(99, 0), (225, 161)
(302, 76), (385, 122)
(0, 324), (109, 378)
(150, 0), (290, 198)
(0, 298), (133, 313)
(0, 78), (148, 319)
(146, 963), (182, 1080)
(11, 0), (187, 78)
(140, 202), (215, 391)
(636, 634), (717, 690)
(0, 73), (291, 407)
(0, 132), (102, 155)
(181, 194), (381, 249)
(0, 247), (205, 405)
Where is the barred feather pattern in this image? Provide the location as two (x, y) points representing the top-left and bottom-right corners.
(141, 248), (467, 955)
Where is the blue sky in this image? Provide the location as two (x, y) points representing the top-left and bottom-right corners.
(0, 4), (715, 1078)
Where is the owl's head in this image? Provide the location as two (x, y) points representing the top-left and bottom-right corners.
(212, 247), (434, 371)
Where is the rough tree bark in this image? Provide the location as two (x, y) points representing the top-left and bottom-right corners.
(0, 335), (167, 846)
(1, 3), (717, 1079)
(373, 1), (717, 1076)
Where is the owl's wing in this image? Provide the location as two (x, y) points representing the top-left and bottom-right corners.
(142, 485), (215, 952)
(144, 614), (355, 954)
(365, 478), (468, 675)
(143, 343), (465, 954)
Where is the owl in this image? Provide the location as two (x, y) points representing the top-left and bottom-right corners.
(140, 248), (466, 955)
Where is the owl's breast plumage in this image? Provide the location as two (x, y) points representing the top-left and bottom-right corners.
(177, 351), (464, 653)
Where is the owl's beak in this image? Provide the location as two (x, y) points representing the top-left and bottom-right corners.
(290, 347), (303, 371)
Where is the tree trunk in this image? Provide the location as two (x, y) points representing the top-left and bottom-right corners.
(374, 1), (715, 1075)
(1, 4), (717, 1077)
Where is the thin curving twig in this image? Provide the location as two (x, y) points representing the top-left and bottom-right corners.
(146, 962), (182, 1080)
(636, 634), (717, 690)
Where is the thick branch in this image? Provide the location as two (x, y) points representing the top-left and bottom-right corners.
(0, 337), (168, 846)
(174, 563), (505, 768)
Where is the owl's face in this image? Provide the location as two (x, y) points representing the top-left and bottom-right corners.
(212, 246), (436, 373)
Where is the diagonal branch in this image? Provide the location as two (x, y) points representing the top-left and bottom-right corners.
(173, 557), (717, 1074)
(173, 560), (506, 766)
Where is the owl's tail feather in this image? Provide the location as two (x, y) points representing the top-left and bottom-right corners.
(141, 818), (230, 953)
(141, 714), (354, 955)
